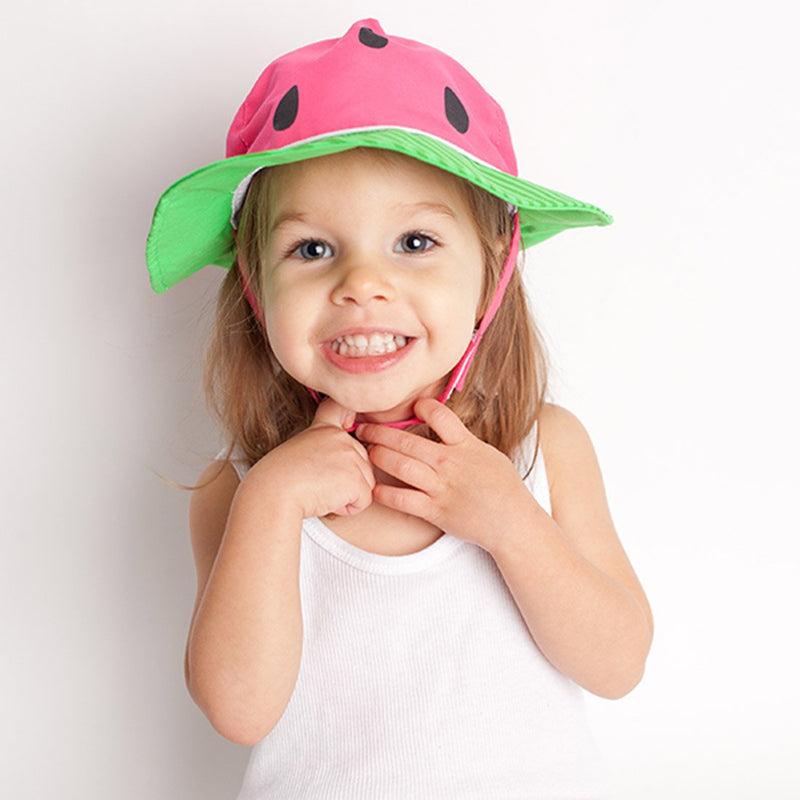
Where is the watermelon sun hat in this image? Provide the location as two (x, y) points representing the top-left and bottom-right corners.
(145, 19), (612, 420)
(146, 18), (611, 294)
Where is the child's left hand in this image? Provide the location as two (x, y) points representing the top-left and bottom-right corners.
(356, 397), (533, 549)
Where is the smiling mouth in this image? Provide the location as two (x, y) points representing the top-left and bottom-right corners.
(330, 332), (410, 358)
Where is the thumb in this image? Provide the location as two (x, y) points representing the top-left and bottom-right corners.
(310, 397), (356, 431)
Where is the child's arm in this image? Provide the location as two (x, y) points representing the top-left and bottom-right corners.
(357, 399), (653, 699)
(185, 400), (374, 745)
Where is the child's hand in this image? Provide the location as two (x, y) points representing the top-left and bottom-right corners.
(250, 398), (375, 519)
(356, 398), (530, 549)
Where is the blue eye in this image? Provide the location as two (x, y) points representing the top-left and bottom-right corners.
(294, 240), (333, 259)
(395, 232), (436, 254)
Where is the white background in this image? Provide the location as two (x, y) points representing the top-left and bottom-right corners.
(2, 1), (799, 797)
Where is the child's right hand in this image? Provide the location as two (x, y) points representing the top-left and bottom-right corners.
(248, 398), (375, 519)
(187, 399), (372, 743)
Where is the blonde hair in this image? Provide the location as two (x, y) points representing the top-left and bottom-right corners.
(203, 149), (548, 470)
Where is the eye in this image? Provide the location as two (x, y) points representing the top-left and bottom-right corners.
(395, 232), (436, 254)
(293, 239), (333, 260)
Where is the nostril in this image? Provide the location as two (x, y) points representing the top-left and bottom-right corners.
(337, 291), (391, 305)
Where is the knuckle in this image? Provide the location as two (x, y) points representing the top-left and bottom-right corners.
(396, 458), (416, 483)
(386, 488), (403, 510)
(394, 490), (415, 515)
(430, 403), (449, 424)
(397, 434), (417, 456)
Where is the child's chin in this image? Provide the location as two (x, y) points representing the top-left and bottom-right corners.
(346, 398), (415, 424)
(318, 387), (402, 414)
(326, 384), (440, 423)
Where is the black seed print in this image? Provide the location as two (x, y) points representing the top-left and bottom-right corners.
(273, 85), (299, 131)
(444, 87), (469, 134)
(358, 27), (389, 48)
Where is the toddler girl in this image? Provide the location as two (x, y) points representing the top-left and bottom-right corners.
(147, 19), (652, 799)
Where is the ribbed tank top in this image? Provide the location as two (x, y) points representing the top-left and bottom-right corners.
(228, 439), (610, 799)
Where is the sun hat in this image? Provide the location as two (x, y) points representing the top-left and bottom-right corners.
(145, 18), (611, 295)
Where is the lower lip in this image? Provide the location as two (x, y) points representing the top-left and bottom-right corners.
(323, 339), (415, 374)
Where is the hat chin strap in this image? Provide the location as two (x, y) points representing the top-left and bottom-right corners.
(239, 214), (521, 432)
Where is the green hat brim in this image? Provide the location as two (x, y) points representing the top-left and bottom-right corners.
(146, 128), (612, 294)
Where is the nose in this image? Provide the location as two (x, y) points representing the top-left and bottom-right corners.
(330, 257), (397, 306)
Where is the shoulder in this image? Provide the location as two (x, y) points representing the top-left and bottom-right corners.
(537, 403), (601, 494)
(190, 459), (241, 521)
(536, 403), (614, 532)
(537, 402), (590, 445)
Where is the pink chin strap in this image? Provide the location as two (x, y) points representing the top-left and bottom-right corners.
(239, 214), (521, 431)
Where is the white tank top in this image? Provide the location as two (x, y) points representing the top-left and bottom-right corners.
(229, 440), (610, 799)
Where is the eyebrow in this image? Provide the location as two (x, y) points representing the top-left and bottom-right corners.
(396, 201), (457, 219)
(269, 211), (308, 234)
(268, 201), (457, 235)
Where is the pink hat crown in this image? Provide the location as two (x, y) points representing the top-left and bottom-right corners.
(226, 19), (518, 176)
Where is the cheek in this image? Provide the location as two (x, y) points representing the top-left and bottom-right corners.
(434, 289), (482, 358)
(262, 301), (307, 377)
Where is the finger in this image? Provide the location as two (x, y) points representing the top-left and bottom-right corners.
(332, 489), (373, 516)
(311, 397), (356, 431)
(354, 449), (377, 489)
(356, 421), (441, 465)
(326, 461), (375, 517)
(368, 444), (438, 493)
(413, 398), (468, 446)
(372, 483), (435, 523)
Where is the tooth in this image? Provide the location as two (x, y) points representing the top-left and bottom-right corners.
(331, 332), (411, 358)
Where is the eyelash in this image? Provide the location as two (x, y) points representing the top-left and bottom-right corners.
(285, 231), (440, 260)
(288, 239), (333, 260)
(395, 231), (439, 254)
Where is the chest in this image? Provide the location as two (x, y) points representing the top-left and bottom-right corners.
(245, 527), (608, 797)
(322, 501), (443, 556)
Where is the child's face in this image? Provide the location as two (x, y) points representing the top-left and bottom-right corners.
(258, 149), (485, 422)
